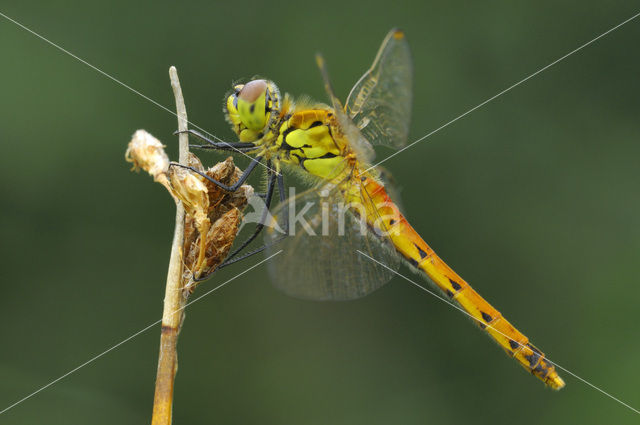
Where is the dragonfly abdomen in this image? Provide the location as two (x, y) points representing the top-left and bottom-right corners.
(359, 174), (565, 389)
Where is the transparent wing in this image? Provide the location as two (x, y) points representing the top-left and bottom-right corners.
(345, 28), (413, 149)
(264, 183), (400, 301)
(315, 54), (375, 163)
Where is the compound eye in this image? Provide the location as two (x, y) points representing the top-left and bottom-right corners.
(238, 79), (267, 102)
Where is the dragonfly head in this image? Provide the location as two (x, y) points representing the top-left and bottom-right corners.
(225, 79), (281, 142)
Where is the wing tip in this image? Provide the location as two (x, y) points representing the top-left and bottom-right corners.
(391, 28), (405, 40)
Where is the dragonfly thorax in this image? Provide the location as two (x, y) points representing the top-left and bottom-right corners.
(224, 79), (282, 143)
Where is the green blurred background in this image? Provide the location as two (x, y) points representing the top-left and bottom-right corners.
(1, 1), (639, 424)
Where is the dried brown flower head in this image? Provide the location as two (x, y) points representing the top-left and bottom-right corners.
(125, 130), (172, 193)
(126, 130), (252, 292)
(174, 155), (252, 290)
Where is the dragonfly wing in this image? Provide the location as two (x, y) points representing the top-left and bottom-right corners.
(346, 28), (413, 149)
(264, 184), (400, 300)
(315, 54), (345, 113)
(315, 54), (376, 163)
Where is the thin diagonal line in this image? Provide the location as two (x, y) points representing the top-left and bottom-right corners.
(366, 10), (640, 173)
(0, 10), (277, 175)
(357, 250), (640, 415)
(0, 250), (282, 415)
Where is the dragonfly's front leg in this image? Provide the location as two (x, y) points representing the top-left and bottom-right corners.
(169, 156), (262, 192)
(175, 129), (257, 152)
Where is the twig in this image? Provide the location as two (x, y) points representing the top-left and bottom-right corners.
(151, 66), (189, 425)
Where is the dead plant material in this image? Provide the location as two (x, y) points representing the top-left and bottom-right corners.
(174, 154), (252, 291)
(126, 130), (253, 290)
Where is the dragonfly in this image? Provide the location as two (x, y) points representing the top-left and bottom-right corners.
(176, 28), (565, 390)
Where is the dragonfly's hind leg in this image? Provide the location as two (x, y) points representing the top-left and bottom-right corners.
(188, 168), (286, 281)
(222, 165), (277, 263)
(214, 173), (289, 272)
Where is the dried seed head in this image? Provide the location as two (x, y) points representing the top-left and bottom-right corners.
(127, 132), (253, 292)
(125, 130), (171, 190)
(203, 157), (253, 217)
(168, 162), (210, 231)
(181, 157), (253, 290)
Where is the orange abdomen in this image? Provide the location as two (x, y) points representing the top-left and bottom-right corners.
(360, 174), (565, 389)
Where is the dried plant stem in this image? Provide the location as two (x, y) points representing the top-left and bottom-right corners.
(151, 66), (190, 425)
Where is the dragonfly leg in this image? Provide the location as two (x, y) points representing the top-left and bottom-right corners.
(276, 173), (289, 234)
(175, 129), (257, 152)
(214, 235), (288, 270)
(195, 173), (288, 278)
(222, 163), (277, 263)
(169, 155), (262, 192)
(190, 144), (256, 152)
(214, 244), (268, 271)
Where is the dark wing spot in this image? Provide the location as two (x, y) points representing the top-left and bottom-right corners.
(509, 339), (520, 350)
(250, 104), (256, 113)
(449, 279), (462, 291)
(481, 312), (493, 323)
(408, 258), (419, 267)
(389, 219), (396, 225)
(445, 290), (454, 298)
